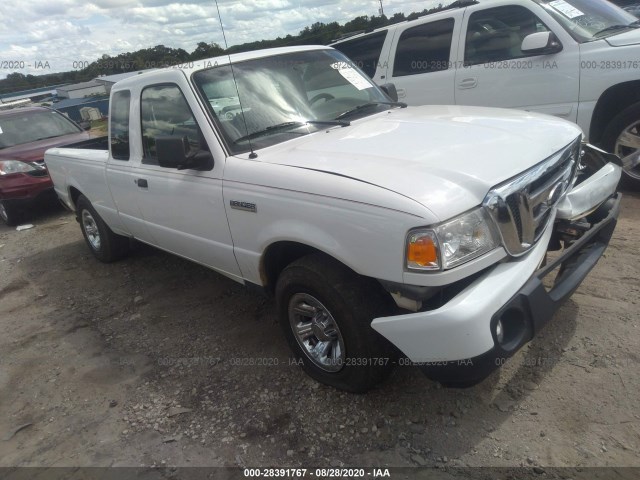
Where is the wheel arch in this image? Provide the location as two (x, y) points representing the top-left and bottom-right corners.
(590, 81), (640, 146)
(260, 240), (385, 297)
(68, 185), (83, 210)
(260, 241), (327, 294)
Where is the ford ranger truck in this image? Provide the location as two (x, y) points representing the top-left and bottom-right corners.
(44, 46), (622, 392)
(0, 106), (91, 225)
(331, 0), (640, 187)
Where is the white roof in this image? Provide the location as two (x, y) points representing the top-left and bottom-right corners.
(95, 71), (154, 84)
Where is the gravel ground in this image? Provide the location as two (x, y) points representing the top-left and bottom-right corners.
(0, 192), (639, 472)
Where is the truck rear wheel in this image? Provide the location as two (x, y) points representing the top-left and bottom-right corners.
(0, 201), (21, 226)
(275, 253), (397, 392)
(602, 101), (640, 188)
(77, 195), (129, 262)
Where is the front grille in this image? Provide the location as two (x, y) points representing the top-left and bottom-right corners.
(27, 160), (49, 177)
(505, 195), (523, 240)
(27, 169), (49, 177)
(26, 161), (49, 177)
(483, 137), (581, 256)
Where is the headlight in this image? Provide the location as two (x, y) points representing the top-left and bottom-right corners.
(406, 207), (500, 271)
(0, 160), (42, 176)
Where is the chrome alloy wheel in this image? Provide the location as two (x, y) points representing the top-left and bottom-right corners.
(615, 120), (640, 181)
(82, 209), (101, 251)
(288, 293), (346, 372)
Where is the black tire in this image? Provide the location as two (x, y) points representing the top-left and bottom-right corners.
(276, 253), (397, 393)
(0, 201), (21, 226)
(76, 195), (129, 262)
(601, 101), (640, 189)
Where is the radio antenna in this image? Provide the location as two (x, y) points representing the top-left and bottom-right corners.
(214, 0), (257, 159)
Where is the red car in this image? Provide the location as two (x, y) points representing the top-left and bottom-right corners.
(0, 106), (91, 225)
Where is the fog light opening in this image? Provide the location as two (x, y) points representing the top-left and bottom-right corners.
(495, 307), (528, 350)
(495, 319), (504, 344)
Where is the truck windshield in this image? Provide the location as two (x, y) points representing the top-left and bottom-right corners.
(192, 49), (393, 153)
(0, 109), (82, 149)
(535, 0), (638, 43)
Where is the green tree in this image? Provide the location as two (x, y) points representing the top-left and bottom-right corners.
(190, 42), (225, 60)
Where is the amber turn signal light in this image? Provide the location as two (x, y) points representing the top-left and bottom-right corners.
(407, 231), (439, 270)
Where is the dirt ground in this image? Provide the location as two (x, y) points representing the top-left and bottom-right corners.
(0, 191), (639, 472)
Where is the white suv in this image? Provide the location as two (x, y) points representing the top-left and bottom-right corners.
(332, 0), (640, 185)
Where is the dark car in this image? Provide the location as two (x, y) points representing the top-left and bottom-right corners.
(0, 106), (91, 225)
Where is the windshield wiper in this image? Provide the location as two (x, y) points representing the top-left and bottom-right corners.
(306, 119), (350, 127)
(594, 23), (639, 37)
(234, 120), (349, 143)
(335, 101), (407, 121)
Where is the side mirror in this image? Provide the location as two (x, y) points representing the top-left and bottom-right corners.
(521, 31), (563, 55)
(156, 136), (213, 171)
(379, 83), (399, 102)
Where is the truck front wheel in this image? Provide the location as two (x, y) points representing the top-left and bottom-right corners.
(76, 195), (129, 262)
(602, 102), (640, 188)
(275, 253), (396, 393)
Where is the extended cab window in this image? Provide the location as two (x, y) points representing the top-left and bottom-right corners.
(140, 84), (204, 165)
(465, 6), (551, 65)
(110, 91), (130, 161)
(333, 31), (387, 78)
(392, 19), (455, 77)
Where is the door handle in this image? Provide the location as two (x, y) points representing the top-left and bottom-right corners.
(135, 178), (148, 188)
(396, 88), (406, 99)
(458, 77), (478, 89)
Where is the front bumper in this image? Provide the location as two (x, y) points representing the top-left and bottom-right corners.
(372, 188), (620, 386)
(0, 171), (54, 202)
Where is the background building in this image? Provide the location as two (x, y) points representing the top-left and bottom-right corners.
(56, 80), (106, 99)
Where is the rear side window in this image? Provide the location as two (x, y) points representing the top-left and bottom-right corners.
(333, 31), (387, 78)
(140, 84), (202, 165)
(110, 91), (131, 161)
(393, 18), (455, 77)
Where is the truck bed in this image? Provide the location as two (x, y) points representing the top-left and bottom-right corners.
(61, 136), (109, 151)
(44, 136), (112, 216)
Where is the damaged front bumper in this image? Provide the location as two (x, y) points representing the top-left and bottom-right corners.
(556, 144), (622, 220)
(372, 153), (621, 387)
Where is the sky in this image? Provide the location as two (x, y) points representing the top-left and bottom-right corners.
(0, 0), (442, 79)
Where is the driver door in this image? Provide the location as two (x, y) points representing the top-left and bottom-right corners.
(130, 78), (242, 280)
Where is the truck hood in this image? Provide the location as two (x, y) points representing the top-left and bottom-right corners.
(260, 105), (582, 221)
(605, 28), (640, 47)
(0, 132), (91, 163)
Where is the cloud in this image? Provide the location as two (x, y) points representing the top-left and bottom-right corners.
(0, 0), (443, 79)
(114, 4), (218, 25)
(25, 20), (92, 44)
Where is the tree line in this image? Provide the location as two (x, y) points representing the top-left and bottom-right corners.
(0, 3), (449, 95)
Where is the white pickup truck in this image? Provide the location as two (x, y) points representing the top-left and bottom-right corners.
(45, 45), (622, 392)
(332, 0), (640, 186)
